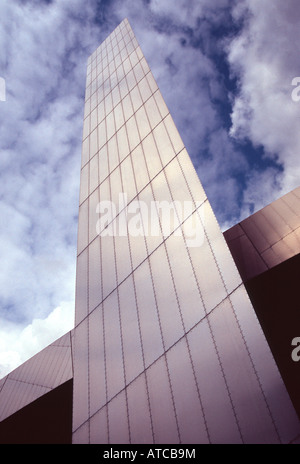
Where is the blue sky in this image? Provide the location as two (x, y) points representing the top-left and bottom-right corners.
(0, 0), (300, 376)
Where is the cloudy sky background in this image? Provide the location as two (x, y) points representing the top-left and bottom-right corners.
(0, 0), (300, 377)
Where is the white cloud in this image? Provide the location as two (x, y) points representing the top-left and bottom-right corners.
(148, 0), (236, 29)
(0, 0), (101, 367)
(228, 0), (300, 212)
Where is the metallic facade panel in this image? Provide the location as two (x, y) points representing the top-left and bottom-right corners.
(88, 238), (102, 313)
(166, 338), (210, 444)
(107, 136), (119, 173)
(72, 420), (89, 444)
(186, 212), (228, 311)
(131, 144), (150, 193)
(165, 232), (206, 331)
(0, 379), (49, 421)
(89, 406), (109, 444)
(75, 248), (88, 325)
(146, 356), (180, 444)
(103, 291), (125, 402)
(89, 151), (99, 194)
(77, 198), (88, 254)
(113, 233), (132, 284)
(187, 318), (243, 444)
(79, 163), (89, 205)
(141, 132), (163, 179)
(208, 298), (281, 444)
(88, 188), (100, 244)
(72, 321), (89, 431)
(88, 307), (106, 417)
(118, 275), (144, 384)
(152, 120), (176, 166)
(177, 149), (207, 206)
(224, 187), (300, 282)
(133, 260), (165, 367)
(71, 18), (299, 444)
(108, 391), (130, 444)
(148, 244), (185, 350)
(127, 373), (153, 444)
(98, 145), (109, 183)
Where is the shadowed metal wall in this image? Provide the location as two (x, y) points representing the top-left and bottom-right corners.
(224, 187), (300, 282)
(0, 379), (73, 444)
(0, 331), (73, 444)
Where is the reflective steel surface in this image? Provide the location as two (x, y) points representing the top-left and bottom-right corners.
(224, 187), (300, 282)
(72, 19), (300, 444)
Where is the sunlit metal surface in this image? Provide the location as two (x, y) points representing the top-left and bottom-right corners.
(72, 18), (300, 444)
